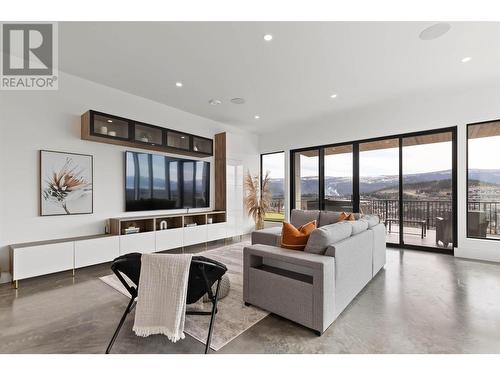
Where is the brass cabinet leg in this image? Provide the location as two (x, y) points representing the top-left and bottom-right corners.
(13, 280), (18, 289)
(72, 269), (75, 277)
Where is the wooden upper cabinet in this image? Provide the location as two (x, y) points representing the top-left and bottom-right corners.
(81, 110), (213, 158)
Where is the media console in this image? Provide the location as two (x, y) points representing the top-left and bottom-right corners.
(9, 211), (230, 288)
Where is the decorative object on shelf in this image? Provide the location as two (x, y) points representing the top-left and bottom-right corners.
(139, 132), (149, 143)
(244, 170), (271, 230)
(124, 226), (140, 235)
(99, 126), (108, 135)
(207, 217), (213, 224)
(40, 150), (93, 216)
(108, 131), (117, 137)
(159, 220), (168, 230)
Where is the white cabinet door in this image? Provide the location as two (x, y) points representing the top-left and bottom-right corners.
(183, 225), (207, 246)
(13, 242), (74, 281)
(74, 236), (120, 268)
(156, 228), (183, 251)
(207, 223), (227, 241)
(119, 232), (156, 255)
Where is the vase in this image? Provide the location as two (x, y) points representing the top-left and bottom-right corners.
(255, 219), (264, 230)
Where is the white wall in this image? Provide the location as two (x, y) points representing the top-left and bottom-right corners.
(260, 84), (500, 263)
(0, 72), (259, 282)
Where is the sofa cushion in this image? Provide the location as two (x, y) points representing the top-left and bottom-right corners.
(360, 214), (380, 228)
(319, 211), (361, 226)
(281, 220), (317, 250)
(304, 221), (353, 255)
(318, 211), (341, 227)
(350, 219), (369, 234)
(251, 226), (282, 246)
(290, 209), (320, 228)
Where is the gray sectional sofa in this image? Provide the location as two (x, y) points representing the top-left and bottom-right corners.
(243, 209), (386, 335)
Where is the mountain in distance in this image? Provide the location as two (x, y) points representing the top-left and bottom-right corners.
(268, 169), (500, 197)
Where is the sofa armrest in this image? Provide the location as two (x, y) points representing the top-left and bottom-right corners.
(244, 244), (334, 270)
(243, 244), (335, 333)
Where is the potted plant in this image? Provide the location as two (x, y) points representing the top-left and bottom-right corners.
(244, 170), (271, 230)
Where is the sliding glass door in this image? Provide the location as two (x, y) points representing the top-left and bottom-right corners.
(359, 138), (400, 245)
(293, 149), (320, 210)
(324, 145), (353, 212)
(290, 127), (457, 253)
(402, 132), (454, 249)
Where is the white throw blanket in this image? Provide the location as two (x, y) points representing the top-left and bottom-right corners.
(133, 253), (193, 342)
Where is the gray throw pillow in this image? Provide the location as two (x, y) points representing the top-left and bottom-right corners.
(304, 221), (353, 255)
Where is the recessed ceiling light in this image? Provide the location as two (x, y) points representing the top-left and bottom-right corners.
(175, 82), (183, 87)
(330, 94), (338, 99)
(180, 136), (186, 139)
(230, 98), (245, 104)
(107, 119), (113, 123)
(461, 56), (472, 63)
(209, 99), (222, 106)
(263, 34), (273, 41)
(254, 115), (260, 119)
(419, 23), (451, 41)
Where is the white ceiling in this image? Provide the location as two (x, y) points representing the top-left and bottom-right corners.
(60, 22), (500, 133)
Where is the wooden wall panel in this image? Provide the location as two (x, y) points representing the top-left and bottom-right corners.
(214, 132), (227, 212)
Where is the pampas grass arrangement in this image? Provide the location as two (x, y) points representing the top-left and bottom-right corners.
(244, 170), (271, 230)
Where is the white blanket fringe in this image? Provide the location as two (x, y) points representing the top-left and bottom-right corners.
(133, 253), (193, 343)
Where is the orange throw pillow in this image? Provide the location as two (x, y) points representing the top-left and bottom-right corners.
(338, 212), (356, 221)
(281, 220), (317, 251)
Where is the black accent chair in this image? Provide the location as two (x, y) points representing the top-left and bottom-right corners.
(105, 252), (227, 354)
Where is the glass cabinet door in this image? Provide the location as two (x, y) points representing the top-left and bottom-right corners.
(192, 136), (213, 154)
(167, 131), (190, 150)
(134, 123), (164, 146)
(91, 113), (130, 140)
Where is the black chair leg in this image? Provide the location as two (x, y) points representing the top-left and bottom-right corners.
(205, 279), (221, 354)
(106, 298), (136, 354)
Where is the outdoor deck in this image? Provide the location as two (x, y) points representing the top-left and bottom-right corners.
(385, 223), (447, 248)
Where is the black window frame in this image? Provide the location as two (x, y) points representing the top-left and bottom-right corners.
(290, 126), (458, 254)
(466, 119), (500, 242)
(260, 151), (286, 222)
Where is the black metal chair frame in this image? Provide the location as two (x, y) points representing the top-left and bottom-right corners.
(105, 255), (226, 354)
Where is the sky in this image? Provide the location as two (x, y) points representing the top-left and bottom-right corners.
(262, 152), (285, 179)
(261, 135), (500, 179)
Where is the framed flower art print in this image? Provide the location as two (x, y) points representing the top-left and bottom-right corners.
(40, 150), (93, 216)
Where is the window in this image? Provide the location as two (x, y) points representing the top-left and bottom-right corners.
(324, 145), (353, 211)
(402, 132), (454, 249)
(467, 121), (500, 240)
(261, 152), (285, 221)
(293, 149), (320, 210)
(359, 138), (399, 244)
(291, 127), (457, 253)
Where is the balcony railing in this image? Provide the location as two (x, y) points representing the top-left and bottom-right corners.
(268, 197), (500, 234)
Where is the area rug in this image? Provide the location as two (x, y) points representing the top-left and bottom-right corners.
(99, 241), (269, 351)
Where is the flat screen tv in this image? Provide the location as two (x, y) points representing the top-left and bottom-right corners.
(125, 151), (210, 211)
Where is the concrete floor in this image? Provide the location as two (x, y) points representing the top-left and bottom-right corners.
(1, 237), (500, 354)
